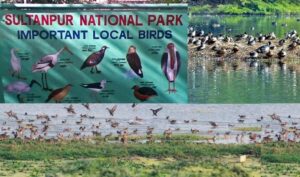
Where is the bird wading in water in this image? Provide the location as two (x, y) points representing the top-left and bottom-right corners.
(80, 46), (109, 74)
(161, 43), (181, 93)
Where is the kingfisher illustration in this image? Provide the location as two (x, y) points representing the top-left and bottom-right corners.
(80, 45), (109, 74)
(161, 43), (181, 93)
(126, 45), (143, 78)
(132, 85), (157, 102)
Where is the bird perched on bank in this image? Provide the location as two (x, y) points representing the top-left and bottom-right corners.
(45, 84), (72, 103)
(80, 80), (107, 93)
(132, 85), (157, 102)
(126, 45), (143, 78)
(256, 41), (271, 54)
(150, 107), (163, 116)
(161, 43), (181, 93)
(278, 49), (286, 59)
(32, 46), (73, 91)
(80, 45), (109, 73)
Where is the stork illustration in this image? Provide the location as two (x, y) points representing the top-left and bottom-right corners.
(32, 46), (73, 91)
(161, 43), (181, 93)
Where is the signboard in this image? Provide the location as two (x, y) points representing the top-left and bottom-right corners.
(0, 4), (188, 103)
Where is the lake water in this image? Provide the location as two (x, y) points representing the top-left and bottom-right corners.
(0, 104), (299, 144)
(188, 15), (300, 103)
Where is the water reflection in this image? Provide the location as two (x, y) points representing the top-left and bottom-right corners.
(189, 58), (300, 103)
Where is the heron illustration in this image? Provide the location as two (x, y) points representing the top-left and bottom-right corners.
(80, 46), (109, 74)
(32, 46), (73, 91)
(10, 48), (26, 80)
(161, 43), (181, 93)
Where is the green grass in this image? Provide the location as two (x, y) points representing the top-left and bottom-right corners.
(233, 127), (262, 132)
(189, 0), (300, 15)
(0, 139), (299, 176)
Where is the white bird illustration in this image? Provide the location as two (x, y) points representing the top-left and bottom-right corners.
(32, 46), (73, 91)
(10, 48), (25, 80)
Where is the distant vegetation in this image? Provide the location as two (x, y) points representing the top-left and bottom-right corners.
(189, 0), (300, 15)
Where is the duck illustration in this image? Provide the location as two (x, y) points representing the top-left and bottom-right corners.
(161, 43), (181, 93)
(32, 46), (73, 91)
(132, 85), (157, 102)
(5, 80), (41, 103)
(80, 46), (108, 73)
(126, 45), (143, 78)
(45, 84), (72, 103)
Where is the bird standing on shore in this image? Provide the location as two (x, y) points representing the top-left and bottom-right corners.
(80, 45), (108, 74)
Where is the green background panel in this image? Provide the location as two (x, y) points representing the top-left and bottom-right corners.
(0, 5), (188, 103)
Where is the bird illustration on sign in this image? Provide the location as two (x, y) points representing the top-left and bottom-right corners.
(5, 80), (41, 103)
(161, 43), (181, 93)
(10, 48), (26, 80)
(132, 85), (157, 102)
(45, 84), (72, 103)
(80, 45), (109, 74)
(32, 46), (73, 91)
(126, 45), (143, 78)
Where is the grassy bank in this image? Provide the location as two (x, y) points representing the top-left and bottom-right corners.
(0, 139), (299, 176)
(189, 0), (300, 15)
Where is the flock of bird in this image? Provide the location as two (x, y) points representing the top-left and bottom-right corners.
(0, 104), (299, 144)
(188, 24), (300, 61)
